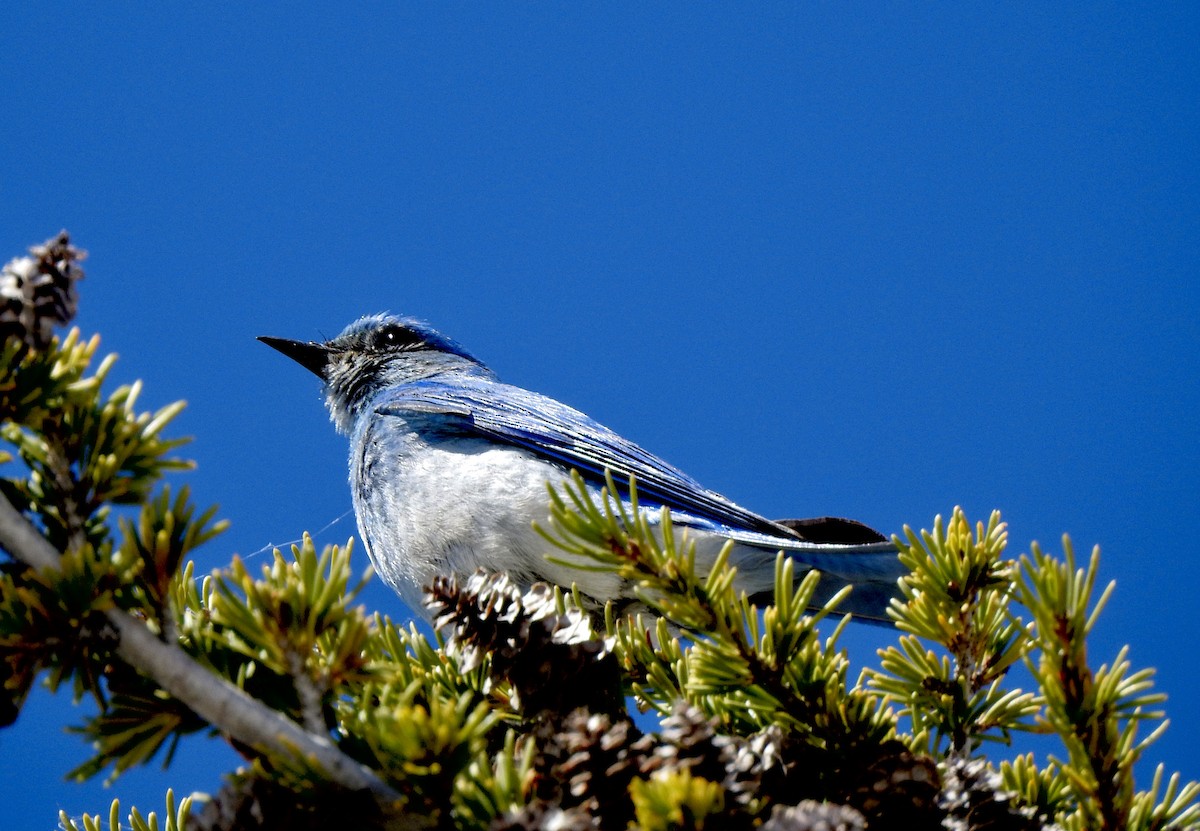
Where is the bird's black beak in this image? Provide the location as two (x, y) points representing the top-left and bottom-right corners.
(258, 336), (331, 379)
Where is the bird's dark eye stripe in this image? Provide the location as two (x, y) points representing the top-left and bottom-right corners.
(374, 325), (427, 351)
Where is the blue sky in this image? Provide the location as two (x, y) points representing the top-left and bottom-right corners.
(3, 4), (1197, 826)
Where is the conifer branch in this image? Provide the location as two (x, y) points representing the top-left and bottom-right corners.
(0, 491), (402, 804)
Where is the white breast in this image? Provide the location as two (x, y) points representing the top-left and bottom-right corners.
(350, 419), (623, 614)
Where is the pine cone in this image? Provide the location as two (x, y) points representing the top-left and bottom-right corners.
(639, 703), (725, 782)
(761, 800), (867, 831)
(425, 571), (624, 719)
(637, 702), (776, 807)
(534, 709), (645, 829)
(719, 724), (785, 808)
(843, 740), (941, 828)
(938, 756), (1046, 831)
(1, 231), (84, 353)
(770, 736), (941, 827)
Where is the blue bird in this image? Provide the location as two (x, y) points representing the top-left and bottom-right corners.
(260, 314), (905, 622)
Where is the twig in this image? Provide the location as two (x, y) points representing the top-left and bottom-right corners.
(0, 490), (405, 807)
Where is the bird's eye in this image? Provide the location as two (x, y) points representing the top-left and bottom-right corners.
(373, 325), (424, 352)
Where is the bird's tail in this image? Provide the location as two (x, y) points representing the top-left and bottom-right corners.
(727, 518), (907, 625)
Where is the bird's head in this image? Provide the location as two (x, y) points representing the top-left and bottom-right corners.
(259, 313), (487, 433)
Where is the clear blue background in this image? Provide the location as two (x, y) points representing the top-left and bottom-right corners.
(2, 4), (1197, 827)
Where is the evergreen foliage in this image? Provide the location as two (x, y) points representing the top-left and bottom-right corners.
(1, 234), (1196, 830)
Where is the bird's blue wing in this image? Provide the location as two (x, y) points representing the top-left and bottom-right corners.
(373, 377), (788, 537)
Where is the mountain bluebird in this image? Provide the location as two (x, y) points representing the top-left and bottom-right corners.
(261, 314), (905, 622)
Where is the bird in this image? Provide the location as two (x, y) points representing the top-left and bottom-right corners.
(260, 314), (905, 623)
